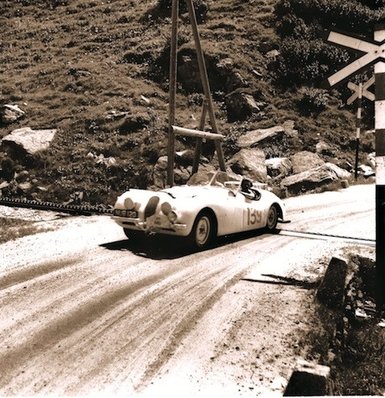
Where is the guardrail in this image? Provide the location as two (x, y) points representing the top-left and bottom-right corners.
(0, 197), (112, 216)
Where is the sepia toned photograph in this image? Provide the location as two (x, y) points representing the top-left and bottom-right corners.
(0, 0), (384, 396)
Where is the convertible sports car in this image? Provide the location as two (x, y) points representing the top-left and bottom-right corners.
(112, 171), (287, 249)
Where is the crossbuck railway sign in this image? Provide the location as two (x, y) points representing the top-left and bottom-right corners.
(327, 31), (385, 87)
(346, 76), (375, 105)
(326, 25), (385, 309)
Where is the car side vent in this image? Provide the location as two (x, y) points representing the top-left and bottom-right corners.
(144, 196), (160, 219)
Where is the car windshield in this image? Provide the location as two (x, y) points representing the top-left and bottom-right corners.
(187, 171), (238, 187)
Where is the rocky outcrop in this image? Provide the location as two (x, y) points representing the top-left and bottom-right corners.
(228, 148), (267, 182)
(1, 127), (56, 158)
(290, 151), (325, 174)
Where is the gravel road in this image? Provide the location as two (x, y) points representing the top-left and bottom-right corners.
(0, 184), (375, 397)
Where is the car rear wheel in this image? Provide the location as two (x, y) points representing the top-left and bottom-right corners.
(189, 213), (214, 250)
(266, 205), (278, 231)
(123, 228), (145, 243)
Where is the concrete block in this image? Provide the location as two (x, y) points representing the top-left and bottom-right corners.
(284, 359), (330, 396)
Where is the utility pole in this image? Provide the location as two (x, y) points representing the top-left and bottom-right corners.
(167, 0), (179, 187)
(374, 24), (385, 309)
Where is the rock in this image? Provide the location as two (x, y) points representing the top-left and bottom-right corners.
(316, 257), (350, 309)
(265, 157), (292, 179)
(280, 164), (338, 194)
(175, 149), (195, 167)
(237, 121), (297, 149)
(316, 140), (334, 156)
(358, 164), (375, 177)
(15, 170), (29, 183)
(17, 181), (33, 192)
(290, 151), (325, 174)
(152, 155), (194, 189)
(284, 359), (330, 396)
(237, 125), (285, 148)
(266, 49), (280, 60)
(324, 162), (351, 180)
(119, 112), (152, 134)
(228, 148), (267, 182)
(0, 104), (25, 124)
(367, 152), (375, 169)
(1, 127), (56, 156)
(225, 91), (260, 122)
(0, 181), (10, 190)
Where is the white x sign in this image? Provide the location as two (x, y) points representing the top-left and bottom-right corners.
(346, 76), (375, 104)
(327, 31), (385, 87)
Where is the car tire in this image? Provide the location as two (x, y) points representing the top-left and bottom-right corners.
(189, 212), (215, 250)
(123, 228), (145, 243)
(266, 205), (278, 231)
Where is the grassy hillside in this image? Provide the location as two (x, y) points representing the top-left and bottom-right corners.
(0, 0), (373, 204)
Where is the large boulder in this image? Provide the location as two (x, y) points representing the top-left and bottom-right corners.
(324, 162), (351, 180)
(281, 164), (338, 194)
(1, 127), (56, 159)
(237, 120), (298, 149)
(265, 157), (292, 179)
(228, 148), (267, 182)
(290, 151), (324, 174)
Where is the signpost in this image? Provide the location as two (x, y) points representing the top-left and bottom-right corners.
(346, 76), (375, 179)
(327, 26), (385, 308)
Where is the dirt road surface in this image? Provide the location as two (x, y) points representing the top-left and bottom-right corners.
(0, 185), (375, 397)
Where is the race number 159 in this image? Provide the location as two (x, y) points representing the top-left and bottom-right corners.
(247, 208), (262, 225)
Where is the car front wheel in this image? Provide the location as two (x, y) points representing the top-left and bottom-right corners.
(266, 205), (278, 231)
(189, 213), (214, 250)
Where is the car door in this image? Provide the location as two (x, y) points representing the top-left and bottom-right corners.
(237, 189), (266, 232)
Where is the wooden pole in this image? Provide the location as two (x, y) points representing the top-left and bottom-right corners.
(354, 83), (362, 180)
(192, 100), (208, 174)
(167, 0), (179, 187)
(374, 24), (385, 309)
(172, 125), (224, 140)
(185, 0), (226, 171)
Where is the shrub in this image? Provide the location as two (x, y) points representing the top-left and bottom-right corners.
(298, 88), (329, 115)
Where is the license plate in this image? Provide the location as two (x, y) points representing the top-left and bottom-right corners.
(126, 210), (138, 218)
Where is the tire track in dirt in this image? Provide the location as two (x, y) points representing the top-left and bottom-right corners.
(0, 233), (275, 395)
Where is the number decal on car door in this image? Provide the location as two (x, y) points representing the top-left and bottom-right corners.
(247, 208), (262, 225)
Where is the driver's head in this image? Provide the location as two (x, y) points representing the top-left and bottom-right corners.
(241, 178), (252, 191)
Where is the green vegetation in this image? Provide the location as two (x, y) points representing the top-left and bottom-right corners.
(274, 0), (385, 85)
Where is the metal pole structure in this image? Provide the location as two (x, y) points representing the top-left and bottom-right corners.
(354, 83), (363, 180)
(167, 0), (179, 187)
(185, 0), (226, 171)
(374, 24), (385, 309)
(192, 100), (208, 174)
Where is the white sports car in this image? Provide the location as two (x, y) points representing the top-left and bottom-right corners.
(112, 171), (287, 249)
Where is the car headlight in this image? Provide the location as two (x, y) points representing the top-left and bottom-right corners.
(167, 211), (178, 223)
(124, 197), (135, 210)
(161, 202), (172, 215)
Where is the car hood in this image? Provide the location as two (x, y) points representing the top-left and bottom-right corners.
(162, 185), (222, 199)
